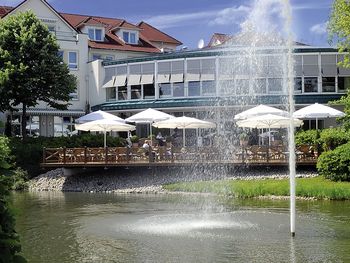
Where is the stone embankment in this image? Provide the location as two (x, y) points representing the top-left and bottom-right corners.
(28, 167), (318, 193)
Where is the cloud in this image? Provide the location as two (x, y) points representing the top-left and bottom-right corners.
(144, 5), (250, 30)
(310, 22), (328, 35)
(208, 6), (250, 26)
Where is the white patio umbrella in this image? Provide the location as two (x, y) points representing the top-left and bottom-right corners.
(75, 119), (135, 147)
(125, 108), (174, 144)
(153, 116), (216, 146)
(234, 104), (288, 120)
(293, 103), (345, 130)
(236, 114), (303, 145)
(76, 110), (124, 124)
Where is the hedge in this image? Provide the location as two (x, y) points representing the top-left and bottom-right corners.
(317, 142), (350, 182)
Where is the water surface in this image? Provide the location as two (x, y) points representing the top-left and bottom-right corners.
(13, 192), (350, 263)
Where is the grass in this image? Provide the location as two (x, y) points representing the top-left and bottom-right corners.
(163, 176), (350, 200)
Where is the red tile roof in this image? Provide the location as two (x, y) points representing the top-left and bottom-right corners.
(0, 6), (13, 17)
(138, 21), (182, 45)
(0, 4), (181, 53)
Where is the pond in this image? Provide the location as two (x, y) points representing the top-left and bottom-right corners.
(12, 192), (350, 263)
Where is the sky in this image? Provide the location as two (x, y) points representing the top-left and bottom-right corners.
(0, 0), (333, 48)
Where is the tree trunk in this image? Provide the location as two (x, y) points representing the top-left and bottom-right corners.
(21, 103), (27, 139)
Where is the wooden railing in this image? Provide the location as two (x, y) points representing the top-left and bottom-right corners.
(42, 144), (318, 167)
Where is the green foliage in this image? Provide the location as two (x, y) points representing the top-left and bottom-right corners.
(0, 136), (11, 171)
(11, 168), (28, 191)
(319, 127), (350, 151)
(328, 0), (350, 67)
(9, 134), (126, 178)
(0, 11), (76, 137)
(163, 176), (350, 200)
(295, 129), (318, 145)
(130, 135), (139, 143)
(317, 142), (350, 182)
(0, 137), (26, 262)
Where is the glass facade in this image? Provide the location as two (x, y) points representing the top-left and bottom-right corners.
(102, 52), (350, 103)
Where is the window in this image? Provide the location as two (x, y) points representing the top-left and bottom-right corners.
(105, 55), (114, 61)
(123, 31), (137, 44)
(236, 79), (249, 95)
(338, 76), (350, 93)
(268, 78), (283, 94)
(92, 54), (101, 61)
(131, 85), (141, 99)
(143, 84), (155, 99)
(294, 77), (302, 93)
(57, 51), (64, 60)
(159, 83), (171, 98)
(173, 82), (185, 97)
(303, 55), (319, 76)
(202, 81), (216, 96)
(188, 81), (200, 97)
(88, 28), (103, 41)
(118, 86), (127, 100)
(47, 25), (55, 32)
(252, 79), (266, 94)
(219, 80), (234, 95)
(304, 77), (318, 92)
(107, 87), (116, 101)
(68, 51), (78, 69)
(322, 77), (335, 92)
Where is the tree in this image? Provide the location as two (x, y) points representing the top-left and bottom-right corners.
(0, 11), (77, 138)
(0, 136), (26, 262)
(328, 0), (350, 68)
(328, 0), (350, 129)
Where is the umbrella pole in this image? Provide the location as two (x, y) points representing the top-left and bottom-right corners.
(183, 128), (185, 147)
(104, 130), (107, 148)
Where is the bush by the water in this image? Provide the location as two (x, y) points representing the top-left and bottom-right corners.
(9, 134), (126, 178)
(319, 128), (350, 151)
(295, 129), (318, 145)
(317, 142), (350, 182)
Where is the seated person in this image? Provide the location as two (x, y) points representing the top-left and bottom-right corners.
(142, 140), (150, 155)
(156, 132), (165, 146)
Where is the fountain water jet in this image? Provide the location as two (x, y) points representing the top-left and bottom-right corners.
(211, 0), (296, 236)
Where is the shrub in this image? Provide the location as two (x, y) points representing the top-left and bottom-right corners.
(295, 129), (318, 146)
(130, 135), (139, 143)
(317, 142), (350, 181)
(11, 168), (28, 191)
(319, 128), (350, 151)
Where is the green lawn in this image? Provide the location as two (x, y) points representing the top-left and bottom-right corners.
(163, 177), (350, 200)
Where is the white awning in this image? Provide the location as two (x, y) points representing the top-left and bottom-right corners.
(115, 75), (127, 86)
(170, 73), (183, 83)
(157, 74), (170, 83)
(186, 73), (200, 82)
(140, 74), (154, 85)
(102, 76), (116, 88)
(201, 73), (215, 81)
(128, 74), (141, 86)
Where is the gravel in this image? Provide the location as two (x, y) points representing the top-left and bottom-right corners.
(28, 166), (318, 194)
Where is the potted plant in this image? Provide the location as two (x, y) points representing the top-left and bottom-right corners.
(130, 135), (139, 147)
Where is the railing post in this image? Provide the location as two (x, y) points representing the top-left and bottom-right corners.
(42, 147), (46, 163)
(127, 147), (130, 163)
(63, 147), (66, 164)
(84, 147), (87, 164)
(149, 146), (152, 163)
(105, 147), (108, 164)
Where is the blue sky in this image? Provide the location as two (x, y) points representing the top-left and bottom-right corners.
(1, 0), (333, 48)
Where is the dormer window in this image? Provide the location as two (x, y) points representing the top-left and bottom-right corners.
(88, 28), (103, 41)
(123, 31), (137, 44)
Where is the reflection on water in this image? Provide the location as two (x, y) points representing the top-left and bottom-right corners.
(12, 192), (350, 263)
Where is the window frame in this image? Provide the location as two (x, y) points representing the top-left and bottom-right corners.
(68, 51), (78, 70)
